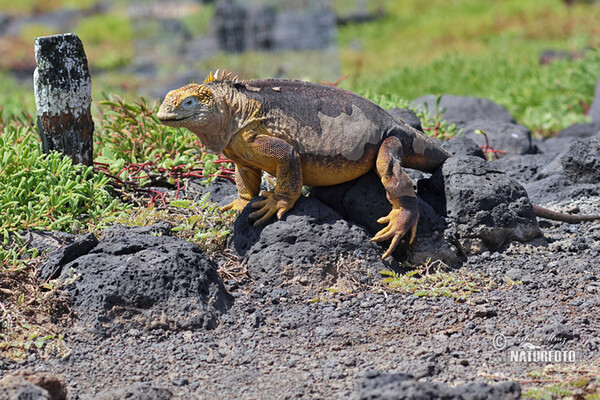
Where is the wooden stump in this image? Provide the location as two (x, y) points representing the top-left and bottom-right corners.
(34, 33), (94, 166)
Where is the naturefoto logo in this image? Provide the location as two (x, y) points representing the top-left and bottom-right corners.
(492, 333), (587, 363)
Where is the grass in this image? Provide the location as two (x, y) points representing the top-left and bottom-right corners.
(339, 0), (600, 135)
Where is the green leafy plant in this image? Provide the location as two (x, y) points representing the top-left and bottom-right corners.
(0, 118), (125, 269)
(522, 372), (600, 400)
(95, 96), (234, 190)
(380, 259), (493, 299)
(74, 13), (133, 70)
(99, 192), (235, 256)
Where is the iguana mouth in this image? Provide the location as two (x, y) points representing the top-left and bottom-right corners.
(157, 113), (196, 122)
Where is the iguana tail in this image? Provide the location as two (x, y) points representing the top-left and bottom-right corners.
(533, 204), (600, 223)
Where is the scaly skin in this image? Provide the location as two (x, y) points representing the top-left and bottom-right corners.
(157, 71), (600, 259)
(156, 72), (431, 259)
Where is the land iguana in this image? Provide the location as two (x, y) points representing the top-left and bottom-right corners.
(157, 70), (600, 259)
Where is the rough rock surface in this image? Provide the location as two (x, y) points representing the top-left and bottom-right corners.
(559, 136), (600, 183)
(95, 383), (173, 400)
(353, 371), (521, 400)
(386, 108), (423, 131)
(411, 95), (515, 124)
(229, 195), (397, 295)
(457, 119), (537, 157)
(0, 375), (53, 400)
(43, 223), (233, 336)
(556, 121), (600, 138)
(312, 171), (457, 265)
(441, 135), (487, 159)
(419, 156), (541, 255)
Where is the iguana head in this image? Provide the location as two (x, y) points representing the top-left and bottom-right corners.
(157, 83), (230, 153)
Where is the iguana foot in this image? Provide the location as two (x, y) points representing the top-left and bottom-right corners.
(221, 198), (250, 213)
(371, 208), (419, 259)
(249, 191), (296, 226)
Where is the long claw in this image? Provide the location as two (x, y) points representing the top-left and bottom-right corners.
(371, 225), (394, 242)
(382, 234), (402, 259)
(371, 207), (419, 259)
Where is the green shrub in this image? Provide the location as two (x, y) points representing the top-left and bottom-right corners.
(95, 96), (234, 186)
(0, 123), (124, 267)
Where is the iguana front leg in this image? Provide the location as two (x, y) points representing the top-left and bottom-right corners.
(372, 135), (419, 259)
(248, 135), (303, 225)
(221, 164), (262, 212)
(223, 125), (303, 226)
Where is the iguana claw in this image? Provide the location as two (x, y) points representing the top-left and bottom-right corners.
(371, 208), (419, 259)
(249, 191), (296, 226)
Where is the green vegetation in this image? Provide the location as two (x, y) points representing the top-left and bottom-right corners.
(380, 259), (494, 300)
(521, 367), (600, 399)
(95, 95), (234, 186)
(181, 3), (216, 37)
(339, 0), (600, 135)
(0, 117), (124, 269)
(100, 193), (235, 256)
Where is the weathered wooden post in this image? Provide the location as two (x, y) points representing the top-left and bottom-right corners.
(34, 33), (94, 166)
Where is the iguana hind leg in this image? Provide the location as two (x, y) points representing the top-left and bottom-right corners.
(372, 135), (419, 259)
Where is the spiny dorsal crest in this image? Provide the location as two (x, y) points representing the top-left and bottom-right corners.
(203, 69), (241, 84)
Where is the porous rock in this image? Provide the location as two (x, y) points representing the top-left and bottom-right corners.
(95, 383), (172, 400)
(493, 153), (558, 185)
(442, 135), (486, 159)
(353, 371), (520, 400)
(181, 177), (238, 206)
(53, 223), (232, 336)
(560, 136), (600, 183)
(411, 94), (515, 124)
(229, 196), (396, 294)
(0, 375), (52, 400)
(35, 232), (98, 282)
(556, 122), (600, 138)
(0, 371), (67, 400)
(419, 156), (541, 255)
(313, 171), (458, 265)
(457, 119), (537, 157)
(524, 137), (600, 203)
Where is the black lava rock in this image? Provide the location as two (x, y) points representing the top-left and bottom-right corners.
(353, 371), (520, 400)
(442, 136), (486, 159)
(411, 95), (515, 124)
(95, 383), (172, 400)
(560, 137), (600, 183)
(228, 196), (396, 294)
(457, 119), (537, 157)
(54, 224), (233, 336)
(420, 156), (541, 255)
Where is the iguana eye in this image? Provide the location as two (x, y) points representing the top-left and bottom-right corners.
(182, 97), (196, 108)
